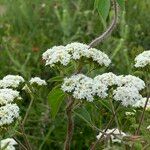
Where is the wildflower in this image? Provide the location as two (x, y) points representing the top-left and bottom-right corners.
(42, 46), (71, 67)
(29, 77), (47, 86)
(125, 111), (136, 116)
(118, 75), (145, 90)
(66, 42), (111, 66)
(134, 50), (150, 68)
(62, 74), (94, 102)
(42, 42), (111, 67)
(133, 97), (150, 109)
(0, 138), (17, 150)
(94, 72), (120, 87)
(0, 75), (24, 89)
(113, 87), (143, 107)
(0, 103), (19, 126)
(0, 89), (20, 105)
(96, 128), (127, 143)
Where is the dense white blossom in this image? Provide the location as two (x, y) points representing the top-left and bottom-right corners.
(0, 138), (17, 150)
(96, 128), (127, 143)
(133, 97), (150, 109)
(94, 72), (121, 87)
(118, 75), (145, 90)
(0, 75), (24, 89)
(0, 104), (19, 126)
(134, 50), (150, 68)
(66, 42), (111, 66)
(29, 77), (47, 86)
(42, 46), (71, 66)
(66, 42), (89, 60)
(0, 89), (20, 105)
(42, 42), (111, 67)
(62, 74), (94, 101)
(113, 87), (143, 107)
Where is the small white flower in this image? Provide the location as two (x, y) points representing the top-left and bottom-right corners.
(29, 77), (47, 86)
(66, 42), (111, 66)
(147, 125), (150, 130)
(118, 75), (145, 90)
(94, 72), (120, 87)
(0, 75), (24, 89)
(0, 89), (20, 105)
(42, 46), (71, 67)
(133, 97), (150, 109)
(125, 111), (135, 116)
(0, 103), (19, 126)
(42, 42), (111, 67)
(0, 138), (17, 150)
(96, 128), (127, 143)
(62, 74), (94, 102)
(134, 50), (150, 68)
(113, 87), (143, 107)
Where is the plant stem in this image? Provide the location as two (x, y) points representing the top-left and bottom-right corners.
(64, 96), (75, 150)
(131, 74), (149, 150)
(109, 98), (121, 133)
(88, 0), (118, 48)
(22, 95), (34, 125)
(90, 103), (120, 150)
(13, 136), (28, 150)
(20, 123), (32, 150)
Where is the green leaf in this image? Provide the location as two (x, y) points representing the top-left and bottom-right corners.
(48, 76), (64, 83)
(94, 0), (110, 21)
(74, 107), (92, 126)
(116, 0), (125, 10)
(48, 88), (66, 119)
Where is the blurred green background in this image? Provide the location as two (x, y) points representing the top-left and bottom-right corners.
(0, 0), (150, 149)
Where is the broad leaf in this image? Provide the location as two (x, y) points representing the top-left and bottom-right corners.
(48, 88), (66, 119)
(116, 0), (125, 10)
(94, 0), (110, 21)
(74, 107), (92, 126)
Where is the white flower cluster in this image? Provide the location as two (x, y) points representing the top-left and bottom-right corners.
(29, 77), (47, 86)
(113, 75), (145, 107)
(113, 87), (143, 107)
(118, 75), (145, 90)
(62, 73), (145, 107)
(0, 138), (17, 150)
(0, 75), (24, 89)
(0, 104), (19, 126)
(0, 89), (20, 105)
(0, 75), (23, 126)
(134, 50), (150, 68)
(62, 74), (94, 101)
(96, 128), (127, 143)
(133, 97), (150, 109)
(42, 42), (111, 67)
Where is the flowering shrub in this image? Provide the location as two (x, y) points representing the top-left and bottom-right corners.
(0, 0), (150, 150)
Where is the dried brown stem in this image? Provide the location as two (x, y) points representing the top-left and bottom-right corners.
(88, 0), (118, 48)
(64, 96), (75, 150)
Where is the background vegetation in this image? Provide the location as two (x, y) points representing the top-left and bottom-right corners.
(0, 0), (150, 149)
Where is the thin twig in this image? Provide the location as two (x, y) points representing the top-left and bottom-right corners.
(22, 95), (34, 125)
(13, 136), (28, 150)
(20, 123), (32, 150)
(64, 96), (75, 150)
(131, 80), (150, 150)
(90, 103), (120, 150)
(88, 0), (118, 48)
